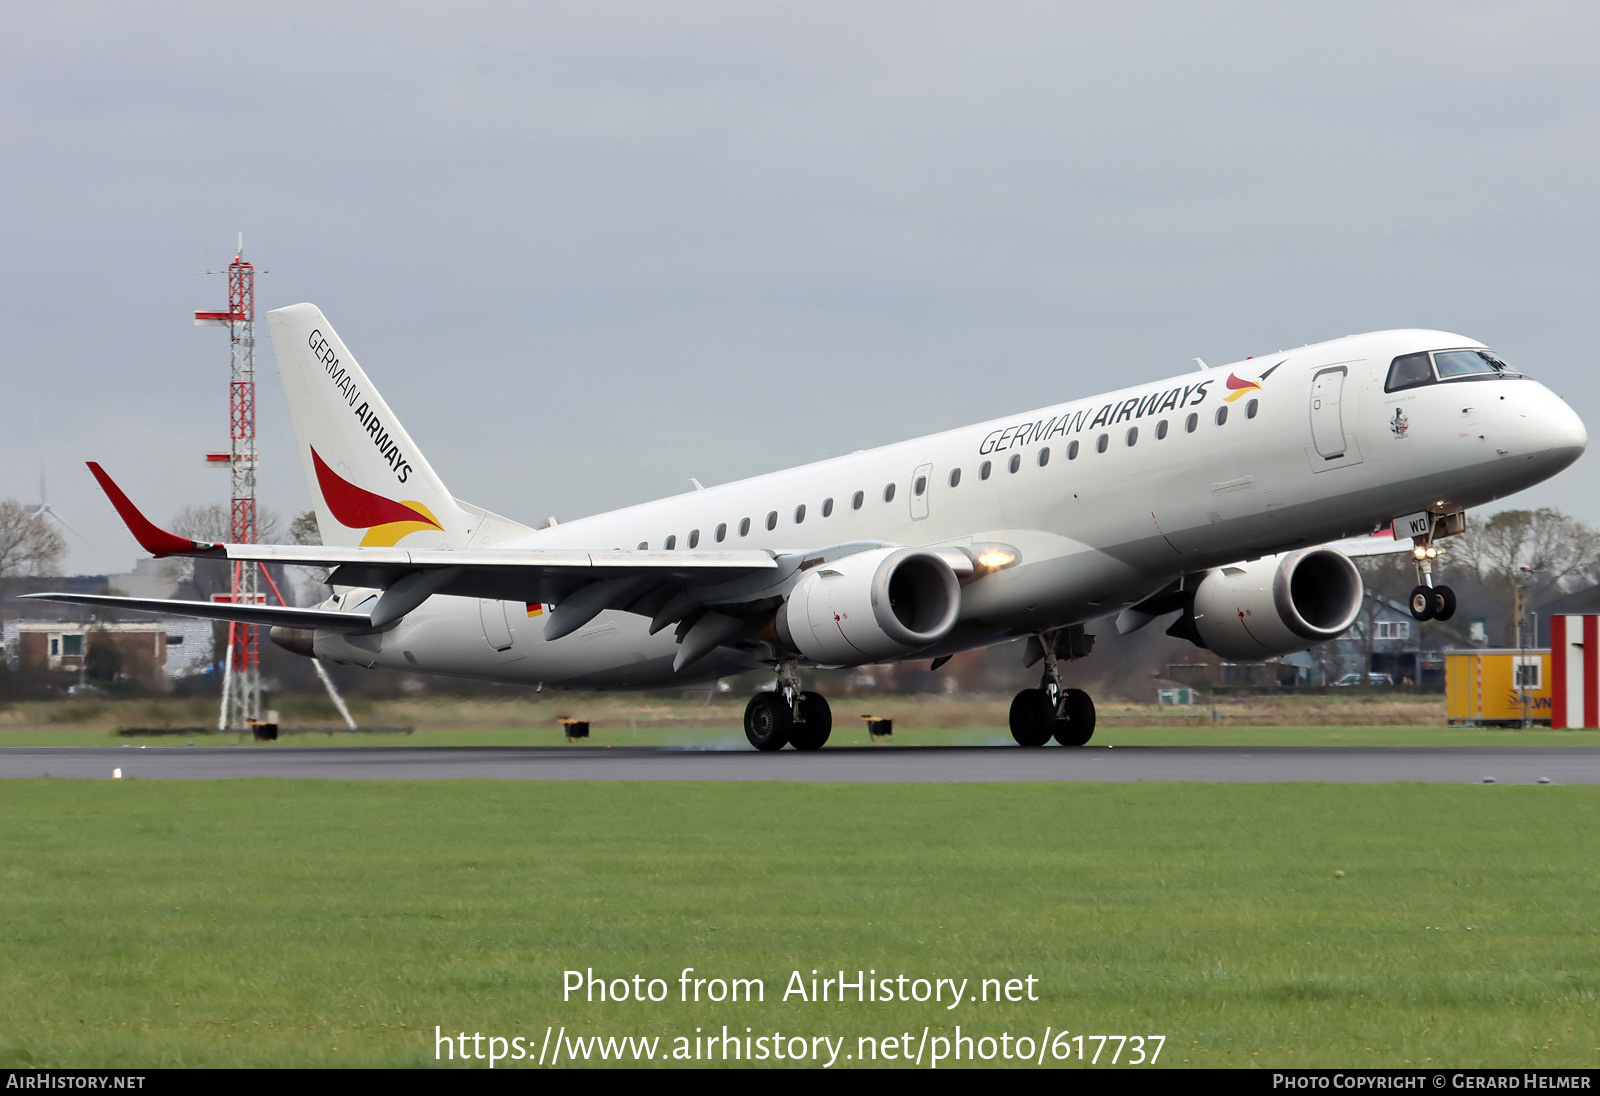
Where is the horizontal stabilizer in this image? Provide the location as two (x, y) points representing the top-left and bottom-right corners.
(20, 593), (376, 634)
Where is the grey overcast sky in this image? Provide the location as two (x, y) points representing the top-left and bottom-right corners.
(4, 2), (1598, 575)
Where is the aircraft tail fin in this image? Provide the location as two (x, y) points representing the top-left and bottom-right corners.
(266, 304), (518, 549)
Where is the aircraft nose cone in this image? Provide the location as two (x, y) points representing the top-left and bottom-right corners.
(1542, 394), (1588, 470)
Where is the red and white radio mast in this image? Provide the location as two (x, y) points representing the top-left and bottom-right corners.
(195, 234), (261, 732)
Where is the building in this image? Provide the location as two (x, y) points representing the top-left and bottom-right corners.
(1, 618), (214, 690)
(1322, 593), (1479, 688)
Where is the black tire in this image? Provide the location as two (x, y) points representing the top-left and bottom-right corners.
(1009, 688), (1054, 747)
(1053, 688), (1096, 747)
(1432, 585), (1457, 622)
(744, 692), (792, 751)
(789, 692), (832, 751)
(1408, 585), (1435, 622)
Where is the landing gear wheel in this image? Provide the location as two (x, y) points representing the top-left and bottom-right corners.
(744, 692), (792, 751)
(1431, 585), (1457, 622)
(788, 692), (832, 751)
(1053, 688), (1096, 747)
(1009, 688), (1054, 747)
(1409, 585), (1436, 622)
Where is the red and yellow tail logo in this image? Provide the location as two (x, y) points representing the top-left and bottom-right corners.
(1223, 372), (1262, 402)
(311, 447), (444, 547)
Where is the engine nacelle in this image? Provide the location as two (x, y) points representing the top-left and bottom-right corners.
(1189, 548), (1364, 660)
(777, 546), (961, 665)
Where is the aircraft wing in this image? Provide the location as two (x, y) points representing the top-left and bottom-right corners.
(1317, 525), (1416, 558)
(18, 593), (380, 633)
(27, 463), (792, 639)
(83, 459), (775, 574)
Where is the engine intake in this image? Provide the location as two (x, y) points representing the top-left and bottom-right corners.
(1187, 548), (1364, 660)
(777, 546), (961, 665)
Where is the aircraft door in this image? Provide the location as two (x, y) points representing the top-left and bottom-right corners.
(1310, 367), (1348, 460)
(479, 599), (514, 651)
(910, 462), (933, 520)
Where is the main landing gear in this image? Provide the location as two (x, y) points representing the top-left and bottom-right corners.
(1407, 530), (1457, 623)
(744, 661), (832, 751)
(1009, 630), (1097, 747)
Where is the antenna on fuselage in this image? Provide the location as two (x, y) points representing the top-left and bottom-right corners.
(1192, 358), (1208, 371)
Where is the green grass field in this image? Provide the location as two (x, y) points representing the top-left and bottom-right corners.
(2, 779), (1597, 1068)
(3, 692), (1596, 749)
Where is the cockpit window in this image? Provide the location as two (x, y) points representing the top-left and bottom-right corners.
(1385, 352), (1434, 392)
(1434, 349), (1508, 379)
(1386, 348), (1519, 393)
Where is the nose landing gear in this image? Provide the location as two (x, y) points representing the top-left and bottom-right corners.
(1408, 582), (1457, 622)
(1407, 529), (1457, 622)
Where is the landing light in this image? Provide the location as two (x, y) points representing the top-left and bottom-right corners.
(972, 546), (1019, 571)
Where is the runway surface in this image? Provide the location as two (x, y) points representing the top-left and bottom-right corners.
(2, 745), (1596, 783)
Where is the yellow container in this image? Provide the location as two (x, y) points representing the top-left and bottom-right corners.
(1445, 649), (1552, 726)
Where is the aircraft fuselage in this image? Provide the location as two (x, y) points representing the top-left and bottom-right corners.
(312, 328), (1586, 688)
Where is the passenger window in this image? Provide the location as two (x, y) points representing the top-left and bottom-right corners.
(822, 497), (834, 517)
(794, 504), (806, 524)
(1008, 454), (1021, 474)
(766, 511), (778, 531)
(1068, 439), (1080, 460)
(715, 523), (727, 543)
(1186, 412), (1198, 433)
(1215, 405), (1228, 426)
(688, 529), (700, 549)
(1246, 398), (1259, 419)
(852, 491), (864, 510)
(1156, 419), (1169, 440)
(948, 468), (961, 488)
(1096, 433), (1109, 453)
(1038, 447), (1050, 467)
(1126, 427), (1138, 446)
(665, 534), (677, 550)
(739, 517), (751, 537)
(1385, 351), (1434, 392)
(883, 483), (896, 503)
(980, 461), (992, 480)
(914, 475), (927, 496)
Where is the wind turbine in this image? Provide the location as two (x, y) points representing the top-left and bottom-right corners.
(26, 411), (103, 572)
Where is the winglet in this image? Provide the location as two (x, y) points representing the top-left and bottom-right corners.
(86, 462), (215, 558)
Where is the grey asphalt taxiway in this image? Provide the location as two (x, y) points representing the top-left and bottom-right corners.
(1, 744), (1596, 783)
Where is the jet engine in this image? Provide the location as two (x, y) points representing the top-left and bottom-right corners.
(776, 546), (962, 664)
(1184, 548), (1364, 660)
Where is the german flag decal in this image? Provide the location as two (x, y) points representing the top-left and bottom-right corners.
(526, 603), (547, 617)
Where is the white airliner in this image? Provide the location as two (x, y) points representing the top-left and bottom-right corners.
(32, 305), (1587, 749)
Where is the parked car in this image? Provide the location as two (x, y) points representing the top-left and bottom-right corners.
(1333, 673), (1395, 687)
